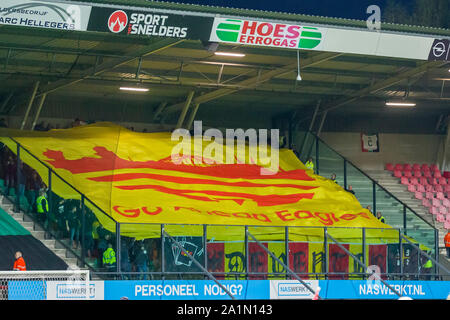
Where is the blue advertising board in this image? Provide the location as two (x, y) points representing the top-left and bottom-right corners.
(104, 280), (270, 300)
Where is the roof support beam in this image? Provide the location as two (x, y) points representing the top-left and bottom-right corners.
(10, 38), (184, 112)
(185, 103), (201, 131)
(20, 81), (39, 130)
(163, 52), (342, 115)
(31, 93), (47, 131)
(299, 61), (449, 124)
(176, 90), (195, 129)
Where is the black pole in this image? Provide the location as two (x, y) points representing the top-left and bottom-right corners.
(161, 224), (165, 280)
(399, 229), (404, 280)
(403, 205), (407, 235)
(116, 222), (121, 277)
(81, 195), (86, 267)
(324, 227), (328, 280)
(245, 226), (249, 280)
(15, 144), (20, 212)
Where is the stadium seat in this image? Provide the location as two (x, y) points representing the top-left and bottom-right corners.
(410, 177), (419, 185)
(425, 192), (434, 200)
(434, 171), (442, 179)
(414, 192), (423, 200)
(439, 206), (447, 215)
(403, 170), (412, 178)
(445, 185), (450, 192)
(430, 164), (439, 171)
(422, 199), (431, 208)
(435, 185), (444, 193)
(417, 184), (425, 192)
(429, 206), (438, 215)
(404, 164), (412, 171)
(439, 178), (447, 185)
(437, 192), (445, 200)
(444, 221), (450, 229)
(412, 164), (421, 171)
(437, 214), (445, 222)
(385, 163), (394, 171)
(442, 198), (450, 208)
(425, 184), (433, 192)
(423, 171), (432, 178)
(421, 164), (430, 171)
(419, 177), (428, 185)
(413, 170), (422, 177)
(432, 198), (441, 207)
(394, 170), (402, 178)
(430, 178), (438, 185)
(394, 164), (404, 171)
(407, 184), (416, 192)
(401, 176), (409, 185)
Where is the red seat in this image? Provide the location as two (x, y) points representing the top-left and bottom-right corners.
(419, 177), (428, 185)
(401, 176), (409, 185)
(425, 192), (434, 200)
(410, 177), (419, 185)
(407, 184), (416, 192)
(436, 192), (445, 200)
(421, 164), (430, 171)
(426, 184), (433, 192)
(439, 206), (447, 215)
(439, 178), (447, 185)
(442, 198), (450, 208)
(445, 185), (450, 192)
(432, 198), (441, 207)
(429, 206), (438, 215)
(437, 214), (445, 222)
(404, 164), (412, 171)
(422, 199), (431, 208)
(434, 171), (442, 178)
(417, 184), (426, 192)
(395, 164), (404, 171)
(423, 171), (432, 178)
(435, 185), (444, 193)
(412, 164), (421, 171)
(413, 170), (422, 177)
(444, 221), (450, 229)
(385, 163), (394, 171)
(394, 170), (402, 178)
(414, 192), (423, 200)
(430, 178), (438, 185)
(430, 164), (439, 171)
(403, 171), (412, 178)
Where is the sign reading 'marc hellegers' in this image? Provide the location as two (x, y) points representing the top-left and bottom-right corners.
(0, 0), (92, 31)
(86, 6), (214, 40)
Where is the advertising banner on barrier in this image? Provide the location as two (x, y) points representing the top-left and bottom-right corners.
(104, 280), (269, 300)
(323, 280), (450, 300)
(46, 281), (104, 300)
(0, 0), (92, 31)
(86, 6), (214, 40)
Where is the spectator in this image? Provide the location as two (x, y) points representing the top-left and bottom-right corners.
(291, 144), (300, 158)
(444, 230), (450, 259)
(5, 155), (16, 189)
(366, 205), (375, 216)
(422, 252), (433, 280)
(56, 199), (68, 238)
(135, 246), (150, 280)
(97, 233), (111, 268)
(330, 173), (338, 184)
(120, 239), (132, 280)
(27, 171), (43, 210)
(103, 243), (117, 272)
(345, 184), (355, 195)
(67, 205), (81, 249)
(36, 189), (49, 227)
(305, 157), (314, 171)
(376, 211), (385, 223)
(13, 251), (26, 271)
(17, 162), (26, 198)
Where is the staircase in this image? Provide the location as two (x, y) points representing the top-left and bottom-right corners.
(365, 169), (450, 262)
(0, 195), (79, 269)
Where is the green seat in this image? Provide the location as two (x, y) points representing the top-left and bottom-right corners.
(8, 188), (15, 197)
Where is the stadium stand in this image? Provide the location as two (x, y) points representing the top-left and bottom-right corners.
(0, 206), (68, 270)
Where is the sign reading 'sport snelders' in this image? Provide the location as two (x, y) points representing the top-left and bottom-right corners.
(86, 7), (214, 40)
(209, 18), (323, 50)
(0, 0), (92, 31)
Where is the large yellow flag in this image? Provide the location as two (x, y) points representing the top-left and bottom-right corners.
(0, 123), (398, 241)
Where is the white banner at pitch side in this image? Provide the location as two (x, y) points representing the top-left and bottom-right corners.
(0, 0), (92, 31)
(209, 17), (447, 61)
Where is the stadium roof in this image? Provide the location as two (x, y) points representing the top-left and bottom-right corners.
(0, 0), (449, 134)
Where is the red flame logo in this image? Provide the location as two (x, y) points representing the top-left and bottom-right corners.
(108, 10), (128, 33)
